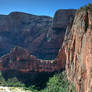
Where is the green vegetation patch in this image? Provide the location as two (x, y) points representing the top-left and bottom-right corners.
(0, 71), (75, 92)
(77, 3), (92, 13)
(40, 71), (75, 92)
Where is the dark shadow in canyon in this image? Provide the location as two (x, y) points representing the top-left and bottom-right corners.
(1, 70), (62, 90)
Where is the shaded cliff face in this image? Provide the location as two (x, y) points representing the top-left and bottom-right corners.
(0, 10), (76, 59)
(0, 12), (52, 59)
(47, 10), (76, 59)
(0, 46), (63, 72)
(53, 9), (76, 29)
(62, 5), (92, 92)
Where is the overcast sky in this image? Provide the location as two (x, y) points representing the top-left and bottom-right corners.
(0, 0), (92, 17)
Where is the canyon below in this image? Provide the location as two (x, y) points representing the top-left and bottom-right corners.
(0, 3), (92, 92)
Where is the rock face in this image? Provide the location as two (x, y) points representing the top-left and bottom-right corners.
(0, 46), (63, 72)
(46, 9), (76, 59)
(62, 5), (92, 92)
(0, 10), (76, 59)
(0, 12), (52, 59)
(53, 9), (76, 29)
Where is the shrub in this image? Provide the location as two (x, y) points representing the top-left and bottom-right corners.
(7, 77), (25, 87)
(77, 3), (92, 13)
(0, 71), (75, 92)
(0, 72), (7, 86)
(41, 71), (75, 92)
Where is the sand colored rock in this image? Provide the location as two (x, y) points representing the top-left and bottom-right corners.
(62, 6), (92, 92)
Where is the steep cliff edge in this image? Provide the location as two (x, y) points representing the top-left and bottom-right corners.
(62, 4), (92, 92)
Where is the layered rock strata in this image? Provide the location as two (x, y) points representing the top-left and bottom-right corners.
(0, 46), (64, 73)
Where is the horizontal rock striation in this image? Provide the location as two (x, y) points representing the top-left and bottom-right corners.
(0, 46), (64, 73)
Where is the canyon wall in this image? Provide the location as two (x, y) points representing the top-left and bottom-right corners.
(0, 10), (76, 59)
(1, 5), (92, 92)
(61, 5), (92, 92)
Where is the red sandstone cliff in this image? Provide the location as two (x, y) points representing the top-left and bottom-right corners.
(61, 4), (92, 92)
(0, 46), (63, 73)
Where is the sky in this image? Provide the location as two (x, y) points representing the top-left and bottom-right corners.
(0, 0), (92, 17)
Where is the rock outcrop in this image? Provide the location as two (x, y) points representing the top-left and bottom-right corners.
(0, 10), (76, 59)
(61, 4), (92, 92)
(0, 46), (63, 73)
